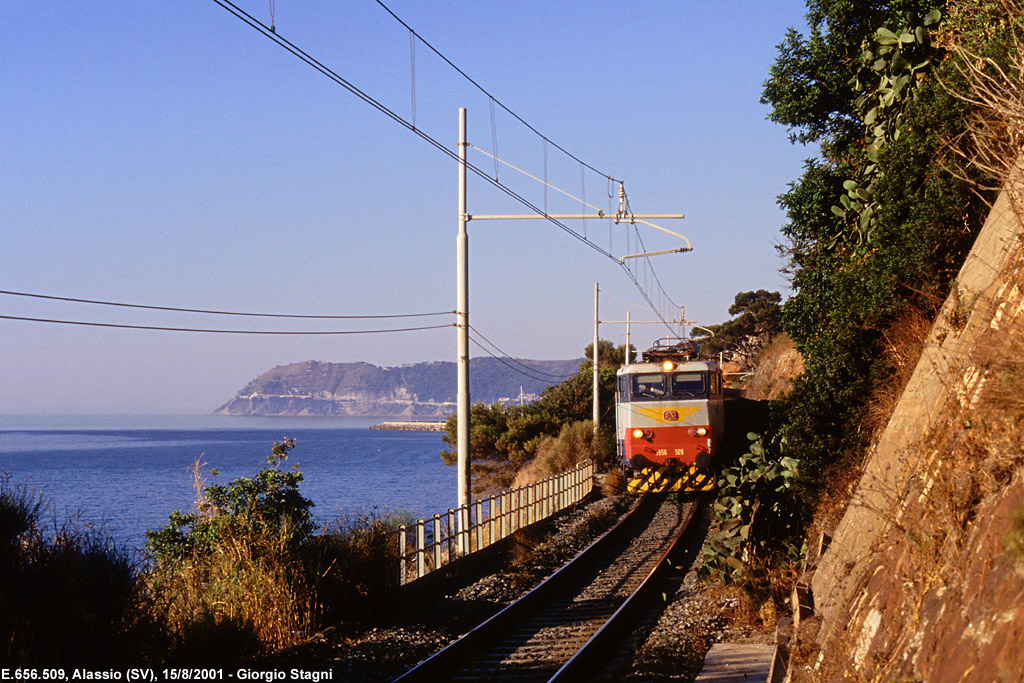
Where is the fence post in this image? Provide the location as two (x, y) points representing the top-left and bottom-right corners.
(529, 484), (536, 525)
(512, 489), (520, 532)
(541, 478), (547, 519)
(536, 482), (543, 524)
(474, 499), (483, 552)
(447, 509), (456, 564)
(501, 491), (509, 539)
(487, 495), (496, 548)
(398, 525), (407, 586)
(416, 520), (426, 579)
(460, 504), (470, 556)
(432, 513), (442, 572)
(541, 480), (547, 520)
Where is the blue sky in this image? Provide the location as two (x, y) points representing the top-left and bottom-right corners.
(1, 1), (813, 414)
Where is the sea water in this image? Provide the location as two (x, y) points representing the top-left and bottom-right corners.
(0, 415), (455, 555)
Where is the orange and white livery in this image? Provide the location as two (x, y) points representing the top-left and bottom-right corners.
(615, 340), (725, 492)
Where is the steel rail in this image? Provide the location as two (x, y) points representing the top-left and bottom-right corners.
(392, 493), (698, 682)
(549, 499), (700, 681)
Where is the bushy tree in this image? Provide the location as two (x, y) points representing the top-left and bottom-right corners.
(441, 341), (628, 471)
(761, 0), (1004, 486)
(146, 438), (315, 563)
(697, 290), (783, 363)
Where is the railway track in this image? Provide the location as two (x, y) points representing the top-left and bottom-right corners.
(393, 493), (700, 682)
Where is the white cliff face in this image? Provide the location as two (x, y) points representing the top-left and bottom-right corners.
(214, 394), (456, 418)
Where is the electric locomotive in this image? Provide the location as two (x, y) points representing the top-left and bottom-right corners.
(615, 338), (724, 492)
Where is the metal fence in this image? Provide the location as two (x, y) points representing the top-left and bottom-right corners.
(397, 460), (595, 585)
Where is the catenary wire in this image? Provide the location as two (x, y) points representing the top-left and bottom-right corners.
(469, 145), (605, 213)
(0, 289), (452, 319)
(469, 324), (576, 379)
(634, 227), (682, 311)
(209, 0), (617, 260)
(209, 0), (676, 326)
(372, 0), (619, 185)
(0, 314), (453, 336)
(470, 148), (682, 324)
(468, 336), (567, 385)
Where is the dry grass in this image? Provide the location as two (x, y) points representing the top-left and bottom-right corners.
(1, 477), (150, 666)
(942, 0), (1024, 196)
(147, 522), (314, 664)
(743, 333), (805, 400)
(310, 508), (408, 621)
(862, 306), (934, 441)
(511, 420), (609, 490)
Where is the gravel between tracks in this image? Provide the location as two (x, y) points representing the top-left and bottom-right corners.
(260, 494), (773, 682)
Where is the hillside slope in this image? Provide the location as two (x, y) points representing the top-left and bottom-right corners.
(214, 358), (580, 418)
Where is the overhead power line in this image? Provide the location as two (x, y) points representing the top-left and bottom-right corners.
(0, 314), (453, 336)
(209, 0), (681, 326)
(469, 324), (575, 380)
(0, 289), (452, 319)
(209, 1), (618, 259)
(372, 0), (619, 185)
(468, 336), (566, 385)
(470, 145), (605, 214)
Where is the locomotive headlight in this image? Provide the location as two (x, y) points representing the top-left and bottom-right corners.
(632, 429), (654, 441)
(688, 427), (708, 437)
(662, 361), (675, 371)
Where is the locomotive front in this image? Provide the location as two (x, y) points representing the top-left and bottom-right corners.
(615, 341), (724, 492)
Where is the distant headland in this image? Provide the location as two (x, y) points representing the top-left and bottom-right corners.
(213, 358), (580, 418)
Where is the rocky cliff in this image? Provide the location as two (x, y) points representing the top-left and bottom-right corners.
(213, 358), (580, 418)
(789, 167), (1024, 681)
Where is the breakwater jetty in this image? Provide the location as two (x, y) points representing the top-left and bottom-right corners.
(369, 421), (446, 432)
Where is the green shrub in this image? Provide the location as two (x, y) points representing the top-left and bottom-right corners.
(760, 1), (1002, 501)
(145, 439), (413, 661)
(442, 341), (628, 470)
(145, 438), (317, 662)
(146, 438), (314, 563)
(701, 433), (805, 590)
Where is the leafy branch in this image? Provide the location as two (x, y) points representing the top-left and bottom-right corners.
(701, 432), (804, 582)
(832, 9), (943, 246)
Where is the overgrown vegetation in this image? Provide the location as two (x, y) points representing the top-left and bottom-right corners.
(1, 474), (151, 666)
(699, 0), (1024, 600)
(144, 439), (318, 662)
(144, 438), (408, 664)
(765, 1), (996, 489)
(701, 432), (803, 595)
(2, 439), (408, 666)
